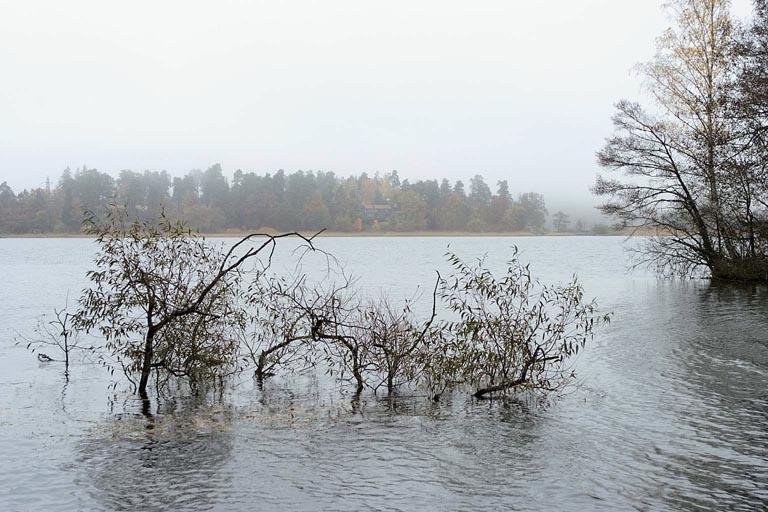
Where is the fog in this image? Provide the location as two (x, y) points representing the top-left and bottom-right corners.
(0, 0), (755, 218)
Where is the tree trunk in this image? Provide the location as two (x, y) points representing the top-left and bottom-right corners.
(255, 351), (267, 383)
(63, 331), (69, 377)
(473, 377), (527, 399)
(138, 329), (155, 397)
(473, 360), (534, 398)
(353, 368), (364, 395)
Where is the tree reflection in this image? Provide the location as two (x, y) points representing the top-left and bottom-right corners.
(75, 397), (234, 511)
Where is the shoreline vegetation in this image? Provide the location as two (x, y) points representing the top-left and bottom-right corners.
(1, 229), (628, 239)
(593, 0), (768, 283)
(0, 166), (590, 237)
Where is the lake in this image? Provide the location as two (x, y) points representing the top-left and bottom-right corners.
(1, 236), (766, 511)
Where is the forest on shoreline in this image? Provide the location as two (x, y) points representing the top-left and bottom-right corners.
(0, 166), (600, 235)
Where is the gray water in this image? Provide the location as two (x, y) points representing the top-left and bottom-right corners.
(1, 237), (766, 511)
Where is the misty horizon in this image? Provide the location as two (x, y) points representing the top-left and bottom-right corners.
(0, 0), (755, 216)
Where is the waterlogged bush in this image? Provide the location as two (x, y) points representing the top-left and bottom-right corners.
(241, 272), (340, 382)
(318, 287), (438, 395)
(73, 207), (321, 397)
(53, 208), (606, 405)
(423, 251), (610, 399)
(242, 250), (608, 401)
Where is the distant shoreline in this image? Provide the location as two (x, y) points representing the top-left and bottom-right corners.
(1, 230), (628, 239)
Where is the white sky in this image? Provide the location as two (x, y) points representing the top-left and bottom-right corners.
(0, 0), (755, 215)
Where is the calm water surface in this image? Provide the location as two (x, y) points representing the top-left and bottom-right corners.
(1, 236), (766, 511)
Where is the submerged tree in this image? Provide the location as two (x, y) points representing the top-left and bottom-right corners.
(241, 272), (348, 383)
(247, 270), (440, 396)
(423, 251), (608, 399)
(358, 287), (438, 394)
(74, 207), (321, 397)
(16, 305), (93, 378)
(243, 250), (605, 402)
(594, 0), (768, 281)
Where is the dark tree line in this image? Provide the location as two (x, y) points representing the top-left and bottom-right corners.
(0, 166), (553, 234)
(595, 0), (768, 282)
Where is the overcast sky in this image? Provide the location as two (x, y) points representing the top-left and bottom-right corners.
(0, 0), (755, 215)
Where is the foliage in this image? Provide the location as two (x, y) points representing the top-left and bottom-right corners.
(73, 206), (320, 396)
(74, 209), (242, 391)
(423, 251), (609, 398)
(242, 250), (606, 401)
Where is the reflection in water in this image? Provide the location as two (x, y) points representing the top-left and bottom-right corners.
(223, 386), (550, 511)
(75, 398), (235, 511)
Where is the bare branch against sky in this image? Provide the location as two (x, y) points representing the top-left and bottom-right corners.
(0, 0), (754, 212)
